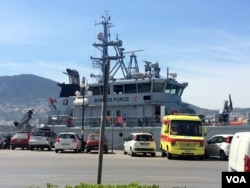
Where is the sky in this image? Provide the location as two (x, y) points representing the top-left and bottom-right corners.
(0, 0), (250, 110)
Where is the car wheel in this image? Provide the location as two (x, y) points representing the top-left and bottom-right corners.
(30, 146), (34, 151)
(151, 153), (156, 157)
(220, 150), (226, 160)
(123, 149), (127, 155)
(11, 146), (15, 150)
(48, 144), (52, 151)
(161, 151), (166, 157)
(204, 151), (209, 158)
(198, 155), (204, 160)
(166, 148), (172, 159)
(130, 148), (135, 157)
(55, 149), (58, 153)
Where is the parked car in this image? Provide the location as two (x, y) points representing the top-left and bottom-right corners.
(55, 132), (82, 153)
(228, 132), (250, 172)
(205, 134), (234, 160)
(29, 127), (57, 151)
(10, 132), (31, 150)
(123, 132), (156, 157)
(85, 133), (108, 153)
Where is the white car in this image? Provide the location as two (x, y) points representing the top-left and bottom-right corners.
(55, 132), (82, 153)
(123, 132), (156, 157)
(205, 134), (234, 160)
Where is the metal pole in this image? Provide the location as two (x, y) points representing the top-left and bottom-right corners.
(111, 111), (114, 153)
(97, 59), (109, 184)
(81, 77), (85, 151)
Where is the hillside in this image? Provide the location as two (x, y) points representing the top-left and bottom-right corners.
(0, 74), (60, 105)
(0, 74), (61, 122)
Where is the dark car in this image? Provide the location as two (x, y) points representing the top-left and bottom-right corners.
(85, 133), (108, 153)
(10, 132), (31, 150)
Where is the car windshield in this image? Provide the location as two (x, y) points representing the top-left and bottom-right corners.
(171, 120), (202, 136)
(89, 135), (99, 140)
(59, 134), (75, 139)
(13, 133), (29, 139)
(32, 131), (48, 137)
(136, 134), (153, 141)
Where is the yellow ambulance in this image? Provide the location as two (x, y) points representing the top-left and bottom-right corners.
(160, 114), (206, 160)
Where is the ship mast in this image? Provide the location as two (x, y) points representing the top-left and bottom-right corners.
(91, 13), (141, 82)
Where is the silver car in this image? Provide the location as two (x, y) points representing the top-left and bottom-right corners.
(205, 134), (234, 160)
(29, 129), (57, 151)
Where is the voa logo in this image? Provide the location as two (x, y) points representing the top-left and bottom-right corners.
(226, 176), (246, 184)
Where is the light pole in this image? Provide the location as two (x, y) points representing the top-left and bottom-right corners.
(80, 77), (86, 151)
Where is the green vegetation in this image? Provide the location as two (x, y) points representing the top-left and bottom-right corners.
(27, 182), (160, 188)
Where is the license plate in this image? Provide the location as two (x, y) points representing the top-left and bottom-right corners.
(62, 143), (70, 145)
(140, 143), (149, 146)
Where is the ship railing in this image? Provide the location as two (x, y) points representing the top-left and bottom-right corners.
(71, 115), (161, 128)
(38, 115), (162, 127)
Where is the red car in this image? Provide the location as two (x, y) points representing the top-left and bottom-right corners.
(85, 133), (108, 153)
(10, 132), (31, 150)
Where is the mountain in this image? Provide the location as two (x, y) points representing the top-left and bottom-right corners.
(0, 74), (61, 122)
(0, 74), (60, 105)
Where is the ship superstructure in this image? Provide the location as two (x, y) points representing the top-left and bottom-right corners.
(55, 14), (195, 128)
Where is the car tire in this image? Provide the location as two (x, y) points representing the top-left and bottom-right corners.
(204, 151), (209, 158)
(55, 149), (58, 153)
(220, 150), (226, 160)
(161, 151), (166, 157)
(151, 153), (156, 157)
(198, 155), (204, 160)
(30, 146), (34, 151)
(130, 148), (135, 157)
(48, 144), (52, 151)
(166, 148), (172, 159)
(123, 149), (127, 155)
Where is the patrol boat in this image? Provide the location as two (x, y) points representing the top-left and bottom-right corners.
(52, 14), (195, 129)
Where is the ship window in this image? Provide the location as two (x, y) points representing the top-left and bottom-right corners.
(116, 110), (121, 116)
(100, 86), (110, 95)
(124, 84), (137, 93)
(164, 84), (171, 94)
(89, 86), (100, 95)
(176, 87), (183, 96)
(113, 85), (124, 94)
(165, 83), (184, 96)
(153, 82), (165, 93)
(138, 83), (151, 93)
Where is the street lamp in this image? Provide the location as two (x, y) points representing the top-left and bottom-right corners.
(80, 77), (87, 151)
